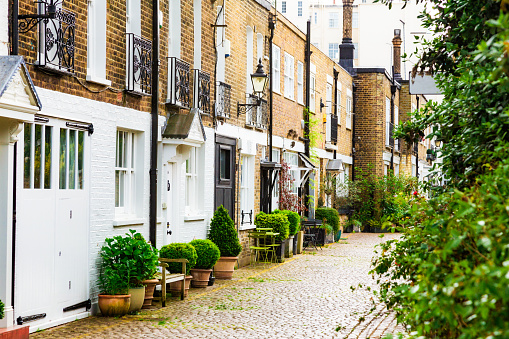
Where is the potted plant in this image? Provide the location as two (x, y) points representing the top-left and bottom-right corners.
(0, 299), (4, 320)
(159, 243), (197, 297)
(316, 207), (340, 244)
(273, 210), (300, 257)
(254, 212), (290, 262)
(189, 239), (220, 288)
(208, 205), (242, 279)
(121, 230), (159, 312)
(98, 236), (131, 317)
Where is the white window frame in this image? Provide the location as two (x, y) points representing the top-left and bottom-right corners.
(87, 0), (110, 85)
(298, 1), (303, 16)
(394, 105), (399, 150)
(283, 152), (300, 195)
(310, 71), (316, 113)
(246, 26), (254, 93)
(115, 130), (136, 216)
(353, 43), (359, 60)
(185, 147), (199, 216)
(329, 12), (339, 28)
(240, 155), (255, 229)
(352, 12), (359, 29)
(297, 61), (304, 105)
(346, 91), (352, 129)
(272, 44), (281, 94)
(284, 52), (295, 100)
(336, 87), (342, 125)
(326, 83), (333, 143)
(281, 1), (286, 13)
(385, 96), (391, 146)
(328, 43), (339, 61)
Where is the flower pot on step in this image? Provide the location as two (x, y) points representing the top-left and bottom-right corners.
(190, 268), (212, 288)
(98, 294), (131, 317)
(169, 275), (192, 297)
(142, 279), (159, 308)
(213, 257), (237, 280)
(128, 286), (145, 313)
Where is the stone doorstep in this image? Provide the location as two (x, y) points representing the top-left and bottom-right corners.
(0, 325), (29, 339)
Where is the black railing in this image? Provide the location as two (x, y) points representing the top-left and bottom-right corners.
(331, 114), (338, 144)
(245, 97), (268, 129)
(215, 81), (231, 118)
(36, 8), (75, 73)
(126, 33), (152, 94)
(193, 69), (211, 114)
(386, 122), (394, 147)
(167, 57), (190, 107)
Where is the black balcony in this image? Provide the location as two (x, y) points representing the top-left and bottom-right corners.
(386, 122), (395, 147)
(126, 33), (152, 95)
(215, 81), (231, 118)
(193, 69), (211, 114)
(331, 114), (338, 144)
(167, 57), (190, 108)
(35, 8), (75, 74)
(244, 96), (268, 130)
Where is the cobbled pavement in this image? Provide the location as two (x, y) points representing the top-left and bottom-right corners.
(31, 233), (407, 339)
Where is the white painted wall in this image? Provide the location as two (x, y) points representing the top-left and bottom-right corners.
(0, 0), (8, 55)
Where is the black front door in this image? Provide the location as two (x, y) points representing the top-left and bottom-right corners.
(215, 135), (236, 220)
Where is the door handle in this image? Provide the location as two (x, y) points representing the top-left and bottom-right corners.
(167, 230), (172, 235)
(167, 181), (170, 191)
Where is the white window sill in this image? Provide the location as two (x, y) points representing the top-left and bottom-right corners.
(346, 126), (352, 130)
(86, 74), (112, 86)
(184, 215), (205, 222)
(239, 224), (256, 231)
(113, 217), (144, 227)
(325, 142), (338, 151)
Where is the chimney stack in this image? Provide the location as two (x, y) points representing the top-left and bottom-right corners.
(339, 0), (355, 74)
(392, 29), (402, 82)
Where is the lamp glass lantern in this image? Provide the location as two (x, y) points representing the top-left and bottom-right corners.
(434, 139), (442, 148)
(251, 59), (268, 98)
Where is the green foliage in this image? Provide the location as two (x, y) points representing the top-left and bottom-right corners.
(100, 230), (158, 294)
(371, 156), (509, 338)
(207, 205), (242, 257)
(159, 243), (197, 275)
(320, 223), (333, 235)
(273, 209), (301, 236)
(338, 167), (417, 230)
(315, 207), (340, 233)
(189, 239), (221, 269)
(254, 212), (290, 242)
(0, 299), (4, 320)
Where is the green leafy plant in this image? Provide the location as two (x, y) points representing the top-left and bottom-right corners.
(0, 299), (4, 320)
(99, 233), (137, 295)
(273, 209), (301, 236)
(123, 230), (159, 287)
(254, 212), (290, 242)
(159, 243), (197, 275)
(189, 239), (221, 269)
(320, 223), (333, 235)
(208, 205), (242, 257)
(315, 207), (340, 233)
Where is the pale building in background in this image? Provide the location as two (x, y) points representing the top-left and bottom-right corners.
(274, 0), (429, 80)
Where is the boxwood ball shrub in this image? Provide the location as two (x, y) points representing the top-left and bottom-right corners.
(190, 239), (221, 269)
(208, 205), (242, 257)
(273, 209), (301, 236)
(315, 207), (340, 233)
(254, 212), (290, 243)
(159, 243), (197, 275)
(0, 299), (4, 320)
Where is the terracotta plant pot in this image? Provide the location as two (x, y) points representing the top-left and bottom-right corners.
(98, 294), (131, 317)
(213, 257), (237, 280)
(128, 286), (146, 313)
(190, 268), (212, 288)
(142, 279), (159, 308)
(169, 275), (192, 297)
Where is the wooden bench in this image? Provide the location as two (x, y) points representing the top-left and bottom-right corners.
(153, 258), (188, 306)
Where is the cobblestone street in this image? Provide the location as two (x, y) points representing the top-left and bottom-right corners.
(31, 233), (406, 339)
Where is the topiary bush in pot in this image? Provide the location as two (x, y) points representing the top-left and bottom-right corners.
(273, 210), (301, 236)
(189, 239), (221, 269)
(207, 205), (242, 258)
(254, 212), (290, 243)
(159, 243), (197, 275)
(315, 207), (340, 233)
(0, 299), (4, 320)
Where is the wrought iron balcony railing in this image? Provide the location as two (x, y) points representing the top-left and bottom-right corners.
(193, 69), (211, 114)
(245, 96), (268, 130)
(215, 81), (231, 118)
(126, 33), (152, 94)
(35, 8), (75, 73)
(167, 57), (190, 108)
(386, 122), (395, 147)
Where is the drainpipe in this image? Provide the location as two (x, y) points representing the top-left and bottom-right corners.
(333, 68), (338, 160)
(268, 13), (275, 163)
(304, 19), (311, 217)
(149, 0), (159, 247)
(415, 96), (420, 181)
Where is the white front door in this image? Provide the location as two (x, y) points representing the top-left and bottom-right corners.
(15, 119), (89, 331)
(165, 162), (177, 244)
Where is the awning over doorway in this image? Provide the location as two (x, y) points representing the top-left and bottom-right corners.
(297, 152), (316, 188)
(161, 108), (206, 143)
(0, 56), (42, 120)
(325, 159), (344, 172)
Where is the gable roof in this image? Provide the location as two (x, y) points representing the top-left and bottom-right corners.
(161, 108), (206, 143)
(0, 55), (42, 110)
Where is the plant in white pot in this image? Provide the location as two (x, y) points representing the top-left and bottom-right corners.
(189, 239), (220, 288)
(208, 206), (242, 279)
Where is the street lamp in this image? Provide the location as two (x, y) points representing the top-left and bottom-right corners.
(251, 59), (269, 98)
(434, 139), (442, 148)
